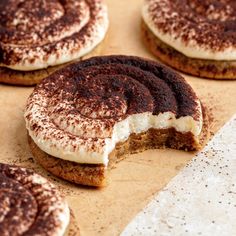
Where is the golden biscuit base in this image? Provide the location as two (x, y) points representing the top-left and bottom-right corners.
(28, 105), (209, 187)
(141, 20), (236, 80)
(0, 64), (65, 86)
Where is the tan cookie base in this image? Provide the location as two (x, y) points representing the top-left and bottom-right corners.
(141, 20), (236, 80)
(28, 106), (209, 187)
(0, 64), (67, 86)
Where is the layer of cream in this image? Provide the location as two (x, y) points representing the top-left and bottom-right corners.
(52, 202), (70, 236)
(25, 100), (202, 166)
(1, 3), (109, 71)
(142, 2), (236, 61)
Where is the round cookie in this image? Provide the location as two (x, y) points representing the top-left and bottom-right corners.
(142, 0), (236, 79)
(25, 55), (209, 187)
(0, 0), (108, 85)
(0, 163), (79, 235)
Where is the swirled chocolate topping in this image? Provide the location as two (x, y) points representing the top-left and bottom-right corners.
(0, 0), (108, 70)
(25, 55), (202, 165)
(0, 163), (70, 236)
(36, 55), (198, 118)
(142, 0), (236, 60)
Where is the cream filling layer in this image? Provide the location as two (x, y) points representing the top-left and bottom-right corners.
(142, 3), (236, 61)
(53, 202), (70, 236)
(26, 102), (202, 166)
(1, 5), (109, 71)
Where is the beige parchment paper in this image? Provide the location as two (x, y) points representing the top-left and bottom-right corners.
(0, 0), (236, 235)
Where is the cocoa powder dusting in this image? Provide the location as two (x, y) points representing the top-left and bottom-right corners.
(147, 0), (236, 51)
(0, 0), (106, 67)
(24, 55), (202, 156)
(0, 163), (68, 235)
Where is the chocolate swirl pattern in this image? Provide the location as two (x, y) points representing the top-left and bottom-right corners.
(0, 0), (108, 71)
(142, 0), (236, 60)
(0, 163), (70, 236)
(25, 55), (203, 167)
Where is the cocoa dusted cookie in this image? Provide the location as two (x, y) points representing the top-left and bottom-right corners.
(24, 55), (209, 187)
(0, 0), (108, 85)
(0, 163), (79, 236)
(142, 0), (236, 79)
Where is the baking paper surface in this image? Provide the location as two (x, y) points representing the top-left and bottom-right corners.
(0, 0), (236, 235)
(122, 115), (236, 236)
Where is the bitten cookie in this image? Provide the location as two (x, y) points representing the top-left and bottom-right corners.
(25, 55), (209, 187)
(0, 0), (108, 85)
(142, 0), (236, 79)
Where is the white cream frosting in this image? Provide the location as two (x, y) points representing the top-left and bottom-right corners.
(1, 1), (109, 71)
(53, 202), (70, 236)
(142, 0), (236, 61)
(25, 97), (202, 166)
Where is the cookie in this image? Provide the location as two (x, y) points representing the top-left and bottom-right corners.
(0, 163), (79, 235)
(25, 55), (209, 186)
(0, 0), (109, 85)
(142, 0), (236, 79)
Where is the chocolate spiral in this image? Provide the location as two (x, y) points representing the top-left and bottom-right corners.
(25, 55), (201, 157)
(145, 0), (236, 51)
(0, 163), (69, 236)
(0, 0), (108, 70)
